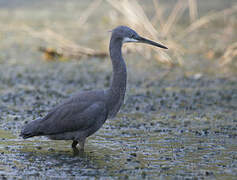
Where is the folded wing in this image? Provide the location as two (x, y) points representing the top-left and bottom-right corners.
(21, 100), (108, 138)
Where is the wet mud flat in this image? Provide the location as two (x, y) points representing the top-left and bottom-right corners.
(0, 59), (236, 179)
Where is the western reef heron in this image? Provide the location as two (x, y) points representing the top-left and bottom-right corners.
(20, 26), (168, 152)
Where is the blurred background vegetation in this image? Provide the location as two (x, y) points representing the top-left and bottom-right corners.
(0, 0), (237, 76)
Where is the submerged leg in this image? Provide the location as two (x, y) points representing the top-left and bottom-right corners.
(72, 139), (85, 156)
(72, 140), (79, 156)
(72, 140), (78, 148)
(78, 139), (85, 151)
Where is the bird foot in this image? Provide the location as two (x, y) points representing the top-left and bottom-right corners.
(72, 140), (85, 156)
(72, 147), (85, 156)
(72, 140), (78, 148)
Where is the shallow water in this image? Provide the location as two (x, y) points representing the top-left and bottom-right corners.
(0, 52), (237, 179)
(0, 65), (237, 179)
(1, 109), (237, 179)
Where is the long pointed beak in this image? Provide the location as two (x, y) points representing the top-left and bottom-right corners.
(137, 36), (168, 49)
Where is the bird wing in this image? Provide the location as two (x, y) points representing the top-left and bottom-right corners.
(38, 100), (108, 135)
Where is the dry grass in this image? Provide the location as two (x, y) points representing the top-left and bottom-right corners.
(179, 5), (237, 38)
(188, 0), (198, 23)
(106, 0), (237, 70)
(0, 0), (236, 71)
(220, 42), (237, 66)
(107, 0), (174, 65)
(20, 25), (108, 59)
(0, 0), (107, 60)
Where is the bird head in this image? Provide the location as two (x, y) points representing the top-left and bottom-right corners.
(111, 26), (168, 49)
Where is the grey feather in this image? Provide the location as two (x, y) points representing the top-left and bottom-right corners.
(20, 26), (167, 150)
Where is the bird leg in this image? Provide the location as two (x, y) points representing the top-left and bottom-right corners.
(72, 139), (85, 156)
(72, 140), (78, 148)
(72, 140), (80, 156)
(78, 140), (85, 152)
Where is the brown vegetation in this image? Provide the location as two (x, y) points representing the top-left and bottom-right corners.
(0, 0), (236, 71)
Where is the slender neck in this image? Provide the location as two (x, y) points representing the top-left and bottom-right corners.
(107, 37), (127, 117)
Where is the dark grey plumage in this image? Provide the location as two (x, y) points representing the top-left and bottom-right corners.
(20, 26), (168, 151)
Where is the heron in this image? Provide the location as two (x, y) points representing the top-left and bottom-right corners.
(20, 26), (168, 152)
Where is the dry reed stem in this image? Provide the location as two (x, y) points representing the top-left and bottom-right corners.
(179, 5), (237, 38)
(151, 0), (165, 29)
(78, 0), (102, 26)
(106, 0), (173, 65)
(220, 42), (237, 66)
(20, 24), (107, 58)
(161, 0), (188, 37)
(107, 0), (158, 38)
(188, 0), (198, 23)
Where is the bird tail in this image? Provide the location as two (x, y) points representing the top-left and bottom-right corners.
(20, 118), (44, 139)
